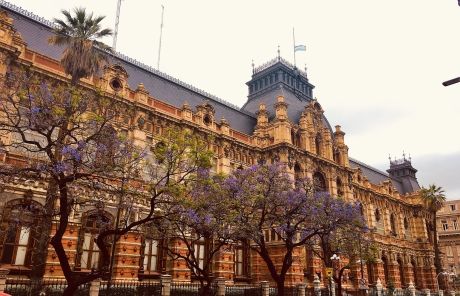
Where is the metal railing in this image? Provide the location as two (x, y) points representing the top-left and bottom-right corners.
(4, 278), (90, 296)
(170, 282), (217, 296)
(225, 285), (262, 296)
(99, 280), (162, 296)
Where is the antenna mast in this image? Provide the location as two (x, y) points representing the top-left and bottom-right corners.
(157, 5), (165, 70)
(112, 0), (123, 50)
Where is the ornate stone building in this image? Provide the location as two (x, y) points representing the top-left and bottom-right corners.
(438, 200), (460, 275)
(0, 1), (438, 291)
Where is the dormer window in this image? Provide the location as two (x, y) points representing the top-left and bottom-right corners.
(203, 114), (212, 126)
(110, 78), (123, 91)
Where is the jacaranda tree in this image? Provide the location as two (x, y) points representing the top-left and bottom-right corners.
(224, 163), (363, 296)
(159, 169), (236, 296)
(0, 64), (213, 295)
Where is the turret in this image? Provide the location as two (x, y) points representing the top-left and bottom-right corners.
(387, 156), (420, 194)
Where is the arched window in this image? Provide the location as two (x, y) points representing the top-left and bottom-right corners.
(315, 134), (322, 156)
(367, 261), (375, 285)
(313, 172), (327, 193)
(397, 258), (405, 287)
(333, 149), (341, 164)
(0, 197), (42, 267)
(375, 208), (381, 222)
(336, 177), (344, 196)
(294, 163), (302, 182)
(77, 212), (112, 270)
(390, 214), (397, 236)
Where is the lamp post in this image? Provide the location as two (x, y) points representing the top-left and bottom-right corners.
(437, 271), (455, 292)
(331, 254), (340, 296)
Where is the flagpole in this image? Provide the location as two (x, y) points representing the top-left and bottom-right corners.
(293, 27), (296, 67)
(157, 5), (165, 70)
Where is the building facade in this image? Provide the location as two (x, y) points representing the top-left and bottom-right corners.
(0, 1), (438, 291)
(438, 200), (460, 275)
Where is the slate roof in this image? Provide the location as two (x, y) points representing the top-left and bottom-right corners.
(0, 1), (419, 195)
(242, 84), (333, 132)
(0, 1), (257, 134)
(349, 157), (405, 194)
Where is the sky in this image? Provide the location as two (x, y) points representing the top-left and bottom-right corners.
(9, 0), (460, 198)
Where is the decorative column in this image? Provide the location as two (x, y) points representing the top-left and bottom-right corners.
(408, 282), (416, 296)
(376, 279), (383, 296)
(297, 283), (306, 296)
(313, 275), (321, 296)
(89, 279), (101, 296)
(216, 277), (226, 296)
(261, 281), (269, 296)
(0, 268), (9, 293)
(161, 274), (172, 296)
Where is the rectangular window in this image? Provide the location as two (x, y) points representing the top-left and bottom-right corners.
(81, 233), (100, 269)
(234, 243), (249, 278)
(453, 220), (459, 230)
(442, 220), (449, 231)
(143, 239), (159, 272)
(193, 240), (205, 271)
(1, 225), (30, 266)
(14, 227), (30, 265)
(235, 248), (244, 277)
(451, 205), (456, 211)
(447, 246), (454, 257)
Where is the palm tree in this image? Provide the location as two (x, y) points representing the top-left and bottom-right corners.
(29, 8), (113, 292)
(420, 184), (446, 274)
(49, 7), (113, 85)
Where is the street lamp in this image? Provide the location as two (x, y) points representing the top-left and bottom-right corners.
(330, 254), (340, 296)
(436, 271), (456, 291)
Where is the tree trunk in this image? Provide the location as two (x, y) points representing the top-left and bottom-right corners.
(433, 213), (442, 273)
(62, 282), (79, 296)
(30, 180), (58, 295)
(276, 279), (285, 296)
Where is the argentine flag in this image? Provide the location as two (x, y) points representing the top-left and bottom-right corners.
(294, 45), (306, 52)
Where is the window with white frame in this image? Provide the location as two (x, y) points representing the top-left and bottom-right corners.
(234, 241), (249, 278)
(143, 238), (160, 273)
(79, 213), (111, 270)
(193, 238), (206, 271)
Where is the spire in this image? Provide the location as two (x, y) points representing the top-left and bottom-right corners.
(277, 45), (281, 61)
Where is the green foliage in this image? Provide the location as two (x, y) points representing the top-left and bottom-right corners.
(420, 184), (446, 212)
(49, 7), (113, 84)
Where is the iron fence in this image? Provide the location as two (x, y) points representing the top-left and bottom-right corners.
(284, 287), (299, 296)
(170, 282), (217, 296)
(269, 287), (277, 296)
(4, 278), (89, 296)
(99, 280), (162, 296)
(320, 288), (330, 296)
(225, 285), (262, 296)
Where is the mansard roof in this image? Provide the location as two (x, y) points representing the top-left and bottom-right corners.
(0, 1), (257, 134)
(0, 1), (420, 195)
(349, 157), (406, 194)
